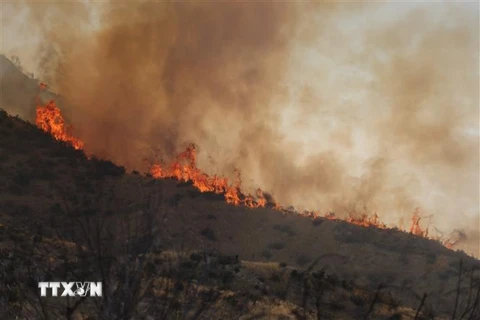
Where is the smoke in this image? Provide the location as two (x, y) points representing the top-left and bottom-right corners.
(2, 2), (479, 254)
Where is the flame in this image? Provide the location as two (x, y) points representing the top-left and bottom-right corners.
(33, 84), (463, 250)
(409, 207), (429, 238)
(35, 84), (84, 150)
(147, 146), (463, 249)
(346, 211), (387, 229)
(149, 144), (269, 208)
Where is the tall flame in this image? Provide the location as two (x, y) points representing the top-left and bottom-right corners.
(35, 83), (84, 150)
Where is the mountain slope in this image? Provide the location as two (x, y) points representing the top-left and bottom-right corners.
(0, 54), (62, 121)
(1, 108), (479, 319)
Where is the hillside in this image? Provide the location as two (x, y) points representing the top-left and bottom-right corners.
(0, 54), (63, 122)
(0, 106), (479, 319)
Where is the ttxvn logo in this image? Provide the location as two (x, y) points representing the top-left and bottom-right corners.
(38, 282), (102, 297)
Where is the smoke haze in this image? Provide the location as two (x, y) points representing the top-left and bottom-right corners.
(1, 1), (479, 254)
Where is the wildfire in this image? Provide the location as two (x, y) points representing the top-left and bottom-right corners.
(32, 86), (462, 250)
(409, 207), (429, 238)
(35, 84), (84, 150)
(148, 144), (269, 208)
(346, 211), (387, 229)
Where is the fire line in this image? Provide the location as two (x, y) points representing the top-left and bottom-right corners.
(34, 84), (460, 250)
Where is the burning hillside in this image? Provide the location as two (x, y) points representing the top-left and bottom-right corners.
(35, 83), (84, 150)
(1, 2), (479, 319)
(3, 1), (477, 257)
(34, 87), (463, 250)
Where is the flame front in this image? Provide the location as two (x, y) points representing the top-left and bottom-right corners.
(149, 144), (268, 208)
(33, 87), (462, 250)
(346, 211), (387, 229)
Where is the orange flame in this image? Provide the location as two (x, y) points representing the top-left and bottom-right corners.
(35, 84), (84, 150)
(148, 146), (462, 249)
(36, 100), (84, 150)
(409, 207), (429, 238)
(346, 211), (387, 229)
(149, 144), (269, 208)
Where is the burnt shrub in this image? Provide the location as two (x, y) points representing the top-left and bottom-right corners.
(200, 227), (217, 241)
(312, 218), (324, 227)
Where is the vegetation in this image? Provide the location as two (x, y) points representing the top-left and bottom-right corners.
(0, 109), (479, 319)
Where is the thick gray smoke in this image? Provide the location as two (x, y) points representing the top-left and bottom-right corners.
(1, 1), (478, 255)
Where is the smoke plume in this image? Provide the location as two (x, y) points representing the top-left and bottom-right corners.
(1, 1), (479, 254)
